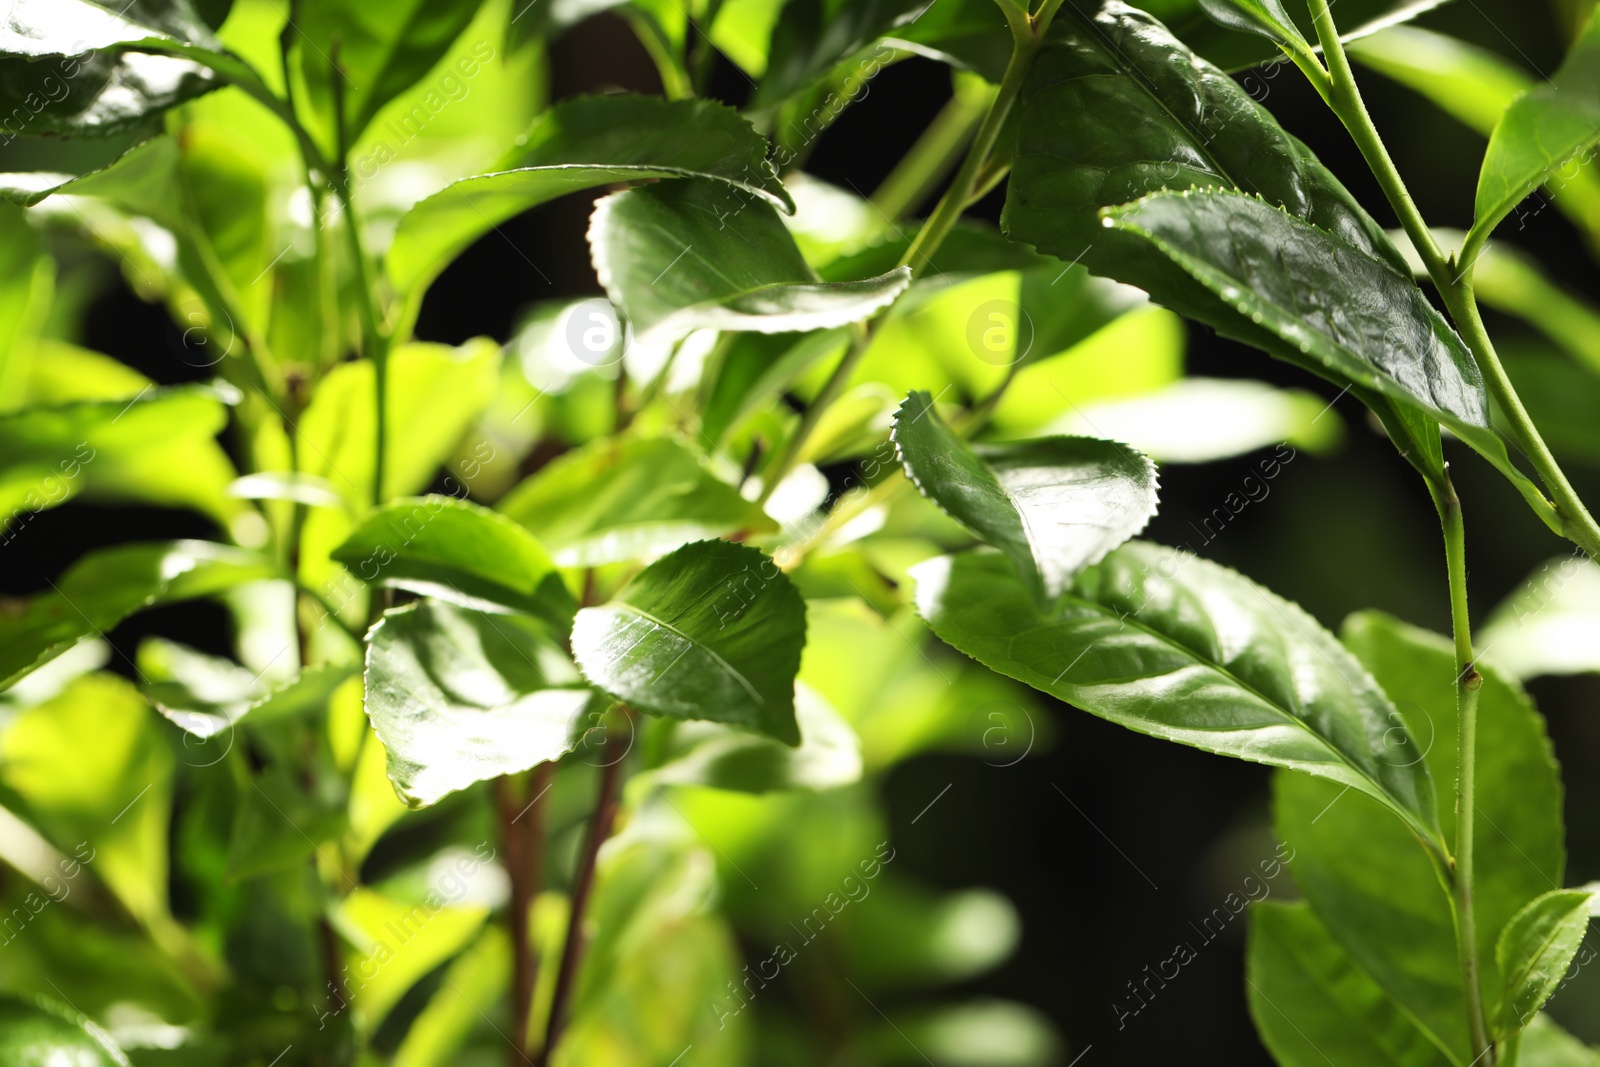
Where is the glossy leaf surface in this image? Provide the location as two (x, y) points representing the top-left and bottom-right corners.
(572, 540), (806, 744)
(1274, 612), (1566, 1062)
(365, 600), (593, 808)
(1495, 887), (1599, 1033)
(912, 546), (1440, 843)
(892, 390), (1158, 601)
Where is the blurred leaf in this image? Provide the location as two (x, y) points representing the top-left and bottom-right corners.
(646, 683), (861, 792)
(365, 599), (592, 808)
(1274, 612), (1567, 1062)
(912, 547), (1442, 844)
(20, 341), (149, 405)
(225, 763), (346, 882)
(1036, 378), (1342, 463)
(1470, 11), (1600, 250)
(1350, 27), (1600, 240)
(0, 205), (50, 408)
(1516, 1014), (1600, 1065)
(499, 435), (773, 566)
(0, 995), (129, 1066)
(572, 540), (806, 744)
(387, 95), (792, 304)
(590, 180), (908, 373)
(338, 885), (490, 1034)
(333, 495), (574, 624)
(391, 927), (509, 1067)
(1496, 888), (1599, 1034)
(0, 673), (173, 925)
(0, 540), (274, 691)
(887, 0), (1013, 82)
(1247, 901), (1451, 1066)
(749, 0), (930, 110)
(1481, 555), (1600, 679)
(861, 999), (1062, 1067)
(894, 391), (1158, 602)
(839, 881), (1020, 991)
(0, 384), (241, 531)
(293, 0), (488, 146)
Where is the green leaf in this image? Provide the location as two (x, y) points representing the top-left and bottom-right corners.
(0, 996), (129, 1067)
(332, 495), (574, 625)
(1274, 612), (1567, 1063)
(1247, 902), (1453, 1066)
(1, 673), (174, 925)
(386, 95), (793, 304)
(1481, 555), (1600, 679)
(1196, 0), (1309, 49)
(498, 435), (774, 566)
(1497, 887), (1600, 1034)
(139, 638), (357, 739)
(572, 540), (806, 745)
(589, 180), (909, 371)
(365, 600), (593, 808)
(646, 684), (861, 792)
(911, 546), (1441, 844)
(1105, 189), (1487, 436)
(292, 0), (488, 145)
(0, 384), (242, 532)
(1516, 1015), (1600, 1066)
(1470, 11), (1600, 250)
(0, 540), (275, 691)
(225, 764), (347, 882)
(750, 0), (930, 109)
(893, 391), (1158, 602)
(0, 2), (220, 138)
(999, 4), (1454, 485)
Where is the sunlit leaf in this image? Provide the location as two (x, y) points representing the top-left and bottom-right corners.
(646, 684), (861, 792)
(893, 391), (1158, 602)
(365, 600), (592, 808)
(572, 539), (806, 744)
(1481, 555), (1600, 679)
(0, 996), (129, 1066)
(912, 546), (1441, 844)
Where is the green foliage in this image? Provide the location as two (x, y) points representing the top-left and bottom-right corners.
(0, 0), (1597, 1061)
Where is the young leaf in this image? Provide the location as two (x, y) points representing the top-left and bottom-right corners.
(0, 996), (130, 1067)
(498, 436), (774, 566)
(1480, 555), (1600, 679)
(364, 600), (594, 808)
(646, 684), (862, 793)
(911, 546), (1441, 845)
(589, 180), (909, 370)
(1274, 612), (1567, 1063)
(892, 391), (1159, 602)
(571, 540), (807, 745)
(1470, 11), (1600, 252)
(0, 540), (275, 691)
(1496, 887), (1600, 1034)
(332, 496), (574, 625)
(387, 95), (793, 303)
(1247, 902), (1453, 1067)
(1196, 0), (1310, 50)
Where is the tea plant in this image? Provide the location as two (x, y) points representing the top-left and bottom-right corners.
(0, 0), (1598, 1063)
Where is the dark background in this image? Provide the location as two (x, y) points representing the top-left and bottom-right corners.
(9, 2), (1600, 1060)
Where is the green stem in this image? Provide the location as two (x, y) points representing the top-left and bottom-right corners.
(1427, 471), (1493, 1064)
(1307, 0), (1600, 561)
(870, 82), (993, 223)
(758, 10), (1056, 504)
(329, 52), (390, 510)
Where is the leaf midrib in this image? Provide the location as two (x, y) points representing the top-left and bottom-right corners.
(607, 602), (767, 709)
